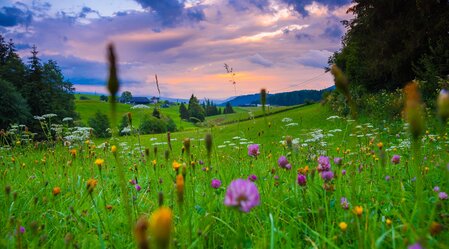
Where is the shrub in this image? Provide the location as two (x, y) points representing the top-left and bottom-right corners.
(88, 111), (111, 138)
(139, 114), (167, 134)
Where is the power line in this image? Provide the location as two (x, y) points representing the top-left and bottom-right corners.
(271, 71), (329, 93)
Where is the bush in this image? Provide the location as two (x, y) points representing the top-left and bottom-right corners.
(138, 114), (177, 134)
(80, 96), (90, 100)
(139, 114), (167, 134)
(88, 111), (111, 138)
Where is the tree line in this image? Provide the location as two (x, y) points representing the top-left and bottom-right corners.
(179, 94), (234, 123)
(0, 35), (76, 130)
(331, 0), (449, 102)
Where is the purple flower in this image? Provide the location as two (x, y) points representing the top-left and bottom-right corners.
(391, 155), (400, 164)
(135, 184), (141, 191)
(224, 179), (260, 212)
(340, 197), (349, 209)
(317, 156), (331, 172)
(199, 160), (204, 165)
(334, 157), (342, 165)
(385, 175), (391, 181)
(277, 156), (289, 168)
(341, 169), (346, 176)
(19, 226), (25, 234)
(433, 186), (440, 192)
(129, 179), (137, 185)
(321, 171), (334, 181)
(285, 163), (292, 170)
(211, 179), (221, 189)
(274, 175), (279, 180)
(407, 242), (423, 249)
(248, 174), (257, 182)
(247, 144), (260, 157)
(297, 174), (306, 186)
(439, 192), (448, 200)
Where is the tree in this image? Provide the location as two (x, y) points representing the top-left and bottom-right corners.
(100, 95), (109, 102)
(121, 91), (133, 103)
(88, 111), (111, 138)
(223, 102), (235, 114)
(0, 79), (30, 129)
(331, 0), (449, 100)
(187, 94), (205, 123)
(179, 103), (189, 120)
(152, 107), (161, 119)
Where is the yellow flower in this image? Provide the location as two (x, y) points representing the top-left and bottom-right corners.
(111, 145), (117, 153)
(69, 149), (77, 157)
(53, 187), (61, 196)
(152, 159), (157, 166)
(354, 206), (363, 216)
(339, 222), (348, 232)
(149, 207), (173, 249)
(377, 142), (383, 149)
(95, 158), (104, 167)
(386, 219), (392, 226)
(172, 160), (181, 170)
(86, 178), (98, 193)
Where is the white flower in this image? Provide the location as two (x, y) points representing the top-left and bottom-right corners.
(42, 113), (57, 118)
(326, 115), (341, 120)
(285, 123), (298, 127)
(282, 117), (293, 123)
(218, 145), (226, 148)
(63, 117), (73, 122)
(34, 116), (45, 120)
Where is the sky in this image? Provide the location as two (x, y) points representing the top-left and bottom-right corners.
(0, 0), (353, 99)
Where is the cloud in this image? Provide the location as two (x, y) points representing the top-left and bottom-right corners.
(0, 6), (33, 27)
(228, 0), (271, 12)
(280, 0), (351, 16)
(296, 49), (333, 68)
(133, 0), (205, 26)
(248, 53), (273, 67)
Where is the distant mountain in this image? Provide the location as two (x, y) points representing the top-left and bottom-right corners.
(219, 86), (335, 106)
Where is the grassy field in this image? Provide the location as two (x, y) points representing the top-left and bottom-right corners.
(1, 103), (448, 248)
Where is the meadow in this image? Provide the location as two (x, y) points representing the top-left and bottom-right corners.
(1, 100), (448, 249)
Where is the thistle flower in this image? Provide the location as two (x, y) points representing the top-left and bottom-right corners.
(317, 156), (331, 172)
(340, 197), (349, 209)
(407, 242), (423, 249)
(134, 216), (149, 249)
(224, 179), (260, 212)
(205, 133), (213, 158)
(438, 192), (448, 200)
(135, 184), (142, 192)
(334, 157), (342, 166)
(277, 156), (289, 169)
(248, 174), (257, 182)
(183, 138), (191, 156)
(149, 207), (173, 249)
(297, 174), (306, 186)
(107, 43), (119, 97)
(391, 155), (400, 164)
(247, 144), (260, 157)
(404, 81), (424, 140)
(433, 186), (440, 192)
(211, 179), (221, 189)
(321, 171), (334, 181)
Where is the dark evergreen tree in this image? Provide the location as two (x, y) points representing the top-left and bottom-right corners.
(0, 79), (30, 129)
(179, 102), (189, 120)
(223, 102), (235, 114)
(187, 94), (205, 122)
